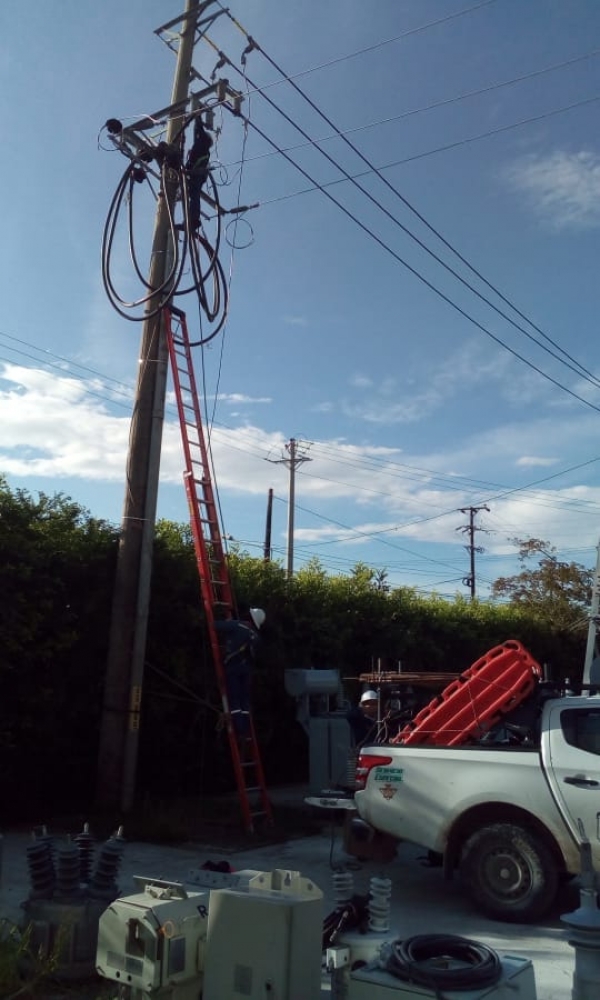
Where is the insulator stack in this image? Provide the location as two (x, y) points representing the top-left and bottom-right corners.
(368, 875), (392, 933)
(55, 838), (82, 899)
(26, 830), (55, 899)
(332, 869), (355, 905)
(74, 823), (95, 885)
(38, 825), (56, 866)
(89, 827), (126, 900)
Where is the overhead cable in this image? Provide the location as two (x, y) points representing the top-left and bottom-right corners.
(222, 24), (600, 390)
(243, 112), (600, 414)
(240, 48), (600, 165)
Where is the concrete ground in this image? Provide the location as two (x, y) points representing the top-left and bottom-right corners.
(0, 804), (587, 1000)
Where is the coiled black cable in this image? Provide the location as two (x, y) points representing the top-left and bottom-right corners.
(385, 934), (502, 990)
(101, 160), (183, 321)
(101, 116), (229, 339)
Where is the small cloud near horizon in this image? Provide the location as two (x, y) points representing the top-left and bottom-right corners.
(516, 455), (558, 468)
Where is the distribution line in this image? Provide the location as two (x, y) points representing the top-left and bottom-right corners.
(199, 36), (600, 399)
(276, 493), (470, 573)
(2, 334), (600, 516)
(236, 34), (600, 388)
(240, 48), (600, 173)
(260, 94), (600, 208)
(244, 113), (600, 414)
(218, 0), (498, 88)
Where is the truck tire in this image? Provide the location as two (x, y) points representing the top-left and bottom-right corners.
(459, 822), (558, 922)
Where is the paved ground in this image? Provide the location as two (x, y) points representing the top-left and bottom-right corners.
(0, 805), (588, 999)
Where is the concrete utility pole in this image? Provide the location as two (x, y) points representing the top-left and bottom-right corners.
(583, 539), (600, 685)
(457, 505), (489, 601)
(268, 438), (311, 577)
(264, 487), (273, 561)
(95, 1), (205, 813)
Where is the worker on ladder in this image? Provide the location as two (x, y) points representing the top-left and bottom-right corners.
(214, 607), (266, 739)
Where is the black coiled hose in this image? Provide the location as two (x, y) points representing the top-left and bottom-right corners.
(385, 934), (502, 991)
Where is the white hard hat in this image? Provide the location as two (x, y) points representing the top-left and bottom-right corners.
(360, 689), (378, 704)
(249, 607), (266, 629)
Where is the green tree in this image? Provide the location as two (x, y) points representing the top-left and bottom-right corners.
(491, 537), (593, 631)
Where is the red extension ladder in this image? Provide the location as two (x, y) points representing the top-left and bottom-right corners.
(164, 306), (272, 832)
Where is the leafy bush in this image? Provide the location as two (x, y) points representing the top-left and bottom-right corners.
(0, 477), (587, 819)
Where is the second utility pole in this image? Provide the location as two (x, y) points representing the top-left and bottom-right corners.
(96, 1), (204, 814)
(458, 504), (489, 601)
(270, 438), (311, 577)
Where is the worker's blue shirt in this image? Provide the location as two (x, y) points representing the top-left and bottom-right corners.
(214, 620), (258, 674)
(346, 706), (378, 746)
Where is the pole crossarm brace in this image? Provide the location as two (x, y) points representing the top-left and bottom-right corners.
(118, 80), (242, 143)
(156, 2), (244, 113)
(154, 4), (226, 39)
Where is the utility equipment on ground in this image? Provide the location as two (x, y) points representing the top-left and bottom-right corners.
(96, 869), (323, 1000)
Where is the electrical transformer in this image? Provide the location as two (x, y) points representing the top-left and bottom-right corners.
(96, 877), (210, 999)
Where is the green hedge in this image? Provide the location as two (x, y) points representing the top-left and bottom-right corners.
(0, 480), (586, 819)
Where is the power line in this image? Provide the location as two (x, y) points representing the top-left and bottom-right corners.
(4, 339), (600, 521)
(241, 47), (600, 178)
(260, 94), (600, 207)
(219, 0), (499, 89)
(244, 113), (600, 414)
(234, 32), (600, 390)
(198, 35), (600, 408)
(4, 325), (600, 518)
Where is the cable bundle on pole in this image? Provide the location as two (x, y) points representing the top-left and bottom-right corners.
(100, 115), (229, 343)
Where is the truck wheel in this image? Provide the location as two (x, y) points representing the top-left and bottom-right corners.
(459, 822), (558, 922)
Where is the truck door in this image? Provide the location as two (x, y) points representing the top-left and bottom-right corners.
(544, 702), (600, 852)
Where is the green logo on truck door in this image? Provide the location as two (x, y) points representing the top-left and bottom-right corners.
(374, 767), (403, 783)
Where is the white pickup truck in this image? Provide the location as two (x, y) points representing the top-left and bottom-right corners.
(348, 689), (600, 922)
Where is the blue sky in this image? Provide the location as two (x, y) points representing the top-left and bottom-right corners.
(2, 0), (600, 598)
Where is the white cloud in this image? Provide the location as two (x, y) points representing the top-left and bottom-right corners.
(342, 342), (511, 425)
(217, 392), (272, 404)
(506, 150), (600, 230)
(2, 362), (600, 572)
(0, 364), (130, 480)
(516, 456), (558, 468)
(283, 315), (308, 327)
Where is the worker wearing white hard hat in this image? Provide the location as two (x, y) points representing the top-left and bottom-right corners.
(249, 607), (266, 629)
(360, 689), (378, 706)
(347, 688), (380, 746)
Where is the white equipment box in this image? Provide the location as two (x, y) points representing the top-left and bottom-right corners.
(202, 870), (323, 1000)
